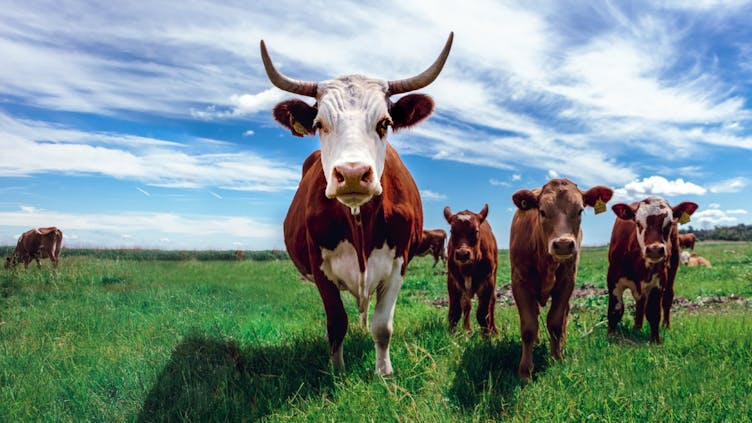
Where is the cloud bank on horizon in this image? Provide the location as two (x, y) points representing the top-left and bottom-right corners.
(1, 1), (750, 249)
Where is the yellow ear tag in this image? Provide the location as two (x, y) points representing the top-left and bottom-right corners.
(679, 211), (691, 224)
(292, 121), (307, 136)
(594, 197), (606, 215)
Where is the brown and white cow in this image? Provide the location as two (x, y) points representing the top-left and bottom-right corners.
(414, 229), (447, 267)
(607, 197), (699, 343)
(677, 233), (696, 250)
(261, 33), (453, 375)
(680, 251), (712, 268)
(4, 227), (63, 269)
(510, 179), (613, 380)
(443, 204), (498, 336)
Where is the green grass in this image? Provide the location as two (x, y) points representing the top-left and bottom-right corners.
(1, 243), (750, 421)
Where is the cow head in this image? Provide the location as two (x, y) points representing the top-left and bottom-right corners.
(4, 255), (17, 269)
(612, 197), (699, 265)
(261, 34), (453, 211)
(513, 179), (613, 261)
(444, 204), (488, 265)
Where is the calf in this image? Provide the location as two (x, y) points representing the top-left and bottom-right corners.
(677, 233), (696, 250)
(4, 227), (63, 269)
(444, 204), (498, 336)
(510, 179), (613, 380)
(414, 229), (447, 267)
(607, 197), (699, 343)
(680, 251), (712, 268)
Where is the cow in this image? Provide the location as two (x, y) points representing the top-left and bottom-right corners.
(260, 33), (453, 375)
(414, 229), (447, 267)
(235, 250), (244, 261)
(680, 251), (712, 268)
(677, 233), (696, 250)
(607, 197), (699, 344)
(510, 179), (613, 381)
(4, 227), (63, 270)
(443, 204), (498, 336)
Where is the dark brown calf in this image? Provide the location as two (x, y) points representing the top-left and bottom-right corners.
(414, 229), (447, 267)
(607, 197), (698, 343)
(677, 233), (696, 250)
(5, 227), (63, 269)
(444, 204), (498, 336)
(510, 179), (613, 380)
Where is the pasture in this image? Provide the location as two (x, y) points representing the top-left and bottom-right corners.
(1, 242), (751, 421)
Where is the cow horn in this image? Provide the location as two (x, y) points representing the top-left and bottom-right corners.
(388, 32), (453, 95)
(259, 40), (318, 97)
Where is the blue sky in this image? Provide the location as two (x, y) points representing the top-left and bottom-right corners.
(1, 1), (751, 250)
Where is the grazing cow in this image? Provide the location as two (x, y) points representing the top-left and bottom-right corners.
(677, 233), (696, 250)
(443, 204), (498, 336)
(415, 229), (447, 267)
(261, 33), (453, 375)
(510, 179), (613, 380)
(607, 197), (699, 343)
(235, 250), (244, 261)
(680, 251), (712, 268)
(4, 227), (63, 269)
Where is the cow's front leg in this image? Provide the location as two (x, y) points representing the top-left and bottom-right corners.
(646, 288), (662, 344)
(512, 282), (539, 382)
(547, 282), (573, 360)
(313, 275), (348, 372)
(371, 261), (404, 376)
(461, 292), (472, 332)
(475, 278), (498, 337)
(634, 294), (646, 330)
(661, 286), (674, 328)
(447, 275), (462, 331)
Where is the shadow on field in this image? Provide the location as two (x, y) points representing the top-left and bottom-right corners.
(607, 325), (652, 345)
(136, 332), (371, 421)
(448, 337), (549, 417)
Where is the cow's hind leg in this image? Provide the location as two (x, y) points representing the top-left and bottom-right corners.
(371, 263), (404, 376)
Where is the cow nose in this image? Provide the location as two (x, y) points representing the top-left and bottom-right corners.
(455, 250), (471, 262)
(646, 244), (666, 260)
(553, 238), (576, 255)
(333, 163), (373, 190)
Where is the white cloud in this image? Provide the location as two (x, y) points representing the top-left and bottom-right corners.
(420, 189), (448, 202)
(547, 170), (560, 179)
(512, 174), (521, 181)
(209, 191), (223, 199)
(613, 176), (707, 201)
(691, 208), (748, 228)
(709, 177), (748, 193)
(489, 178), (510, 187)
(243, 130), (255, 136)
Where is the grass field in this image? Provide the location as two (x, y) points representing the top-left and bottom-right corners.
(1, 242), (751, 421)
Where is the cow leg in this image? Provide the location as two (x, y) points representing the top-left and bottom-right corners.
(447, 276), (462, 331)
(475, 278), (497, 337)
(646, 288), (662, 344)
(371, 264), (404, 376)
(607, 291), (625, 335)
(547, 284), (573, 360)
(314, 278), (348, 372)
(512, 284), (539, 381)
(661, 287), (674, 328)
(461, 292), (472, 332)
(634, 294), (646, 330)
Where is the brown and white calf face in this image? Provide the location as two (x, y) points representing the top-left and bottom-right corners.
(513, 179), (613, 260)
(444, 204), (488, 265)
(261, 34), (453, 210)
(612, 197), (699, 264)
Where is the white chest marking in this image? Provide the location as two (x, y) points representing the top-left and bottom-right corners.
(320, 240), (398, 302)
(614, 277), (638, 312)
(641, 273), (661, 293)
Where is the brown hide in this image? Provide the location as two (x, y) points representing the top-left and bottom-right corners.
(414, 229), (447, 267)
(283, 143), (422, 368)
(607, 199), (698, 344)
(509, 179), (613, 380)
(5, 227), (63, 269)
(444, 205), (498, 336)
(677, 233), (696, 250)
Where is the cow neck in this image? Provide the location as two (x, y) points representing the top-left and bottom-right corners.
(346, 208), (368, 273)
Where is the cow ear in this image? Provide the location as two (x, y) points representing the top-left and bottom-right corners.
(612, 203), (636, 221)
(512, 190), (538, 211)
(672, 202), (699, 223)
(390, 94), (435, 131)
(443, 206), (453, 224)
(582, 186), (614, 207)
(477, 203), (489, 223)
(273, 100), (318, 137)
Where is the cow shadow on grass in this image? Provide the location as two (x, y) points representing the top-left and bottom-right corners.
(136, 331), (372, 422)
(448, 337), (550, 418)
(606, 324), (653, 345)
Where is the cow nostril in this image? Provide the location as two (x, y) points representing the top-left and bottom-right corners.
(361, 168), (373, 184)
(335, 169), (345, 184)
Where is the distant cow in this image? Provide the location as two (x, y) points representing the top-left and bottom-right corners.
(415, 229), (447, 267)
(677, 233), (696, 250)
(607, 197), (699, 343)
(261, 33), (453, 375)
(510, 179), (613, 380)
(4, 227), (63, 269)
(680, 251), (712, 268)
(444, 204), (498, 336)
(235, 250), (244, 261)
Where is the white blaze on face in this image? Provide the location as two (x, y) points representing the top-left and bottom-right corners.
(316, 76), (389, 208)
(633, 197), (673, 257)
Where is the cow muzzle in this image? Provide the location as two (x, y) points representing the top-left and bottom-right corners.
(550, 236), (577, 260)
(326, 162), (382, 208)
(644, 243), (666, 263)
(453, 248), (472, 264)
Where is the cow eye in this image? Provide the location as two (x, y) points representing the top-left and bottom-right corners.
(539, 210), (546, 218)
(376, 118), (391, 138)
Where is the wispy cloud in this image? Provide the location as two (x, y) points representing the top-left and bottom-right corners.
(692, 207), (749, 228)
(136, 187), (151, 196)
(709, 177), (748, 193)
(420, 189), (448, 202)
